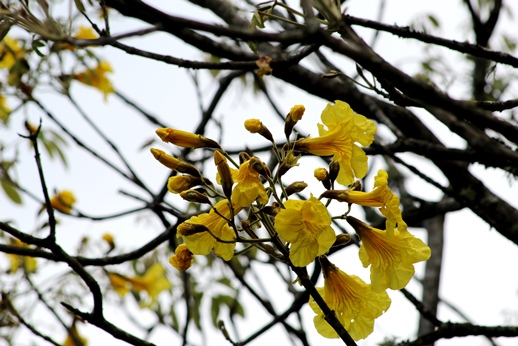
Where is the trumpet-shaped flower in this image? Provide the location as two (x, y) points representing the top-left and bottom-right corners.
(6, 238), (37, 273)
(344, 169), (407, 236)
(294, 101), (376, 186)
(73, 61), (115, 100)
(309, 258), (391, 340)
(230, 159), (268, 207)
(50, 190), (76, 214)
(347, 216), (431, 292)
(169, 244), (194, 271)
(0, 37), (25, 70)
(274, 196), (335, 267)
(177, 199), (241, 261)
(108, 263), (171, 307)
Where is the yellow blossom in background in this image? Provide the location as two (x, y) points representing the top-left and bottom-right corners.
(294, 101), (376, 186)
(309, 258), (391, 340)
(73, 61), (114, 100)
(169, 244), (194, 271)
(61, 25), (99, 50)
(50, 190), (76, 213)
(347, 216), (431, 292)
(107, 272), (130, 296)
(108, 263), (171, 307)
(74, 26), (98, 40)
(63, 324), (88, 346)
(230, 159), (268, 207)
(6, 238), (37, 273)
(178, 199), (241, 261)
(0, 37), (25, 70)
(0, 95), (11, 124)
(101, 233), (115, 251)
(274, 196), (335, 267)
(343, 170), (407, 236)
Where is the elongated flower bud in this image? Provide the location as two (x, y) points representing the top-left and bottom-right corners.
(155, 128), (220, 149)
(249, 157), (271, 177)
(168, 175), (204, 194)
(244, 118), (274, 142)
(314, 167), (331, 190)
(285, 181), (308, 196)
(150, 148), (201, 177)
(328, 160), (340, 184)
(277, 150), (300, 178)
(284, 104), (305, 138)
(319, 189), (349, 202)
(180, 190), (211, 204)
(214, 150), (233, 200)
(177, 222), (209, 237)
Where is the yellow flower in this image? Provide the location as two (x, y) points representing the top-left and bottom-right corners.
(73, 61), (114, 100)
(50, 190), (76, 214)
(107, 272), (130, 296)
(177, 199), (242, 261)
(0, 95), (11, 124)
(294, 101), (376, 186)
(230, 159), (268, 207)
(274, 196), (335, 267)
(0, 37), (25, 70)
(156, 128), (220, 149)
(309, 258), (391, 340)
(63, 324), (88, 346)
(108, 264), (171, 307)
(6, 238), (37, 273)
(169, 244), (194, 271)
(347, 216), (431, 292)
(342, 169), (407, 236)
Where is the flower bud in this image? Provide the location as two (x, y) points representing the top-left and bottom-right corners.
(319, 189), (349, 202)
(249, 157), (271, 177)
(328, 160), (340, 184)
(169, 244), (194, 271)
(314, 167), (331, 190)
(102, 233), (116, 250)
(285, 181), (308, 196)
(155, 127), (220, 149)
(168, 175), (204, 194)
(244, 118), (274, 142)
(332, 233), (352, 247)
(214, 150), (234, 200)
(239, 151), (251, 165)
(277, 150), (300, 177)
(150, 148), (201, 177)
(180, 190), (211, 204)
(284, 104), (305, 138)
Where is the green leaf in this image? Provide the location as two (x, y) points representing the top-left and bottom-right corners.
(1, 178), (22, 204)
(32, 40), (46, 57)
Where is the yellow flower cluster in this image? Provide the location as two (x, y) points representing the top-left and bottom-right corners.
(73, 61), (114, 100)
(151, 100), (431, 341)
